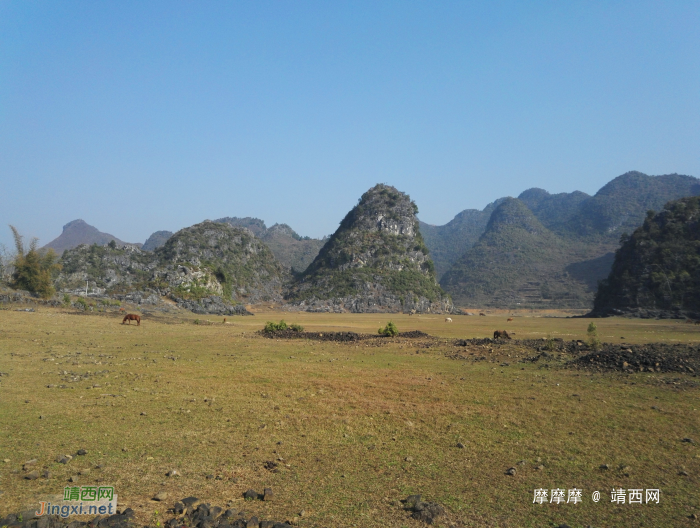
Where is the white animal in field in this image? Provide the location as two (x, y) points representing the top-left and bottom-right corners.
(445, 317), (453, 323)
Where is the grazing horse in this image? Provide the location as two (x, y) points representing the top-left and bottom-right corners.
(445, 317), (453, 323)
(479, 313), (486, 316)
(493, 330), (511, 339)
(122, 314), (140, 326)
(507, 317), (514, 322)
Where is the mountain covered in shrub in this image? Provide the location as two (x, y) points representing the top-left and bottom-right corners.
(143, 217), (326, 273)
(287, 184), (451, 313)
(430, 172), (700, 308)
(590, 196), (700, 318)
(57, 221), (287, 313)
(419, 198), (506, 280)
(440, 198), (599, 308)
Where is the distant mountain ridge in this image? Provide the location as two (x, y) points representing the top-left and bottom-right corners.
(440, 198), (601, 308)
(419, 198), (506, 279)
(424, 171), (700, 308)
(43, 219), (140, 254)
(213, 217), (325, 273)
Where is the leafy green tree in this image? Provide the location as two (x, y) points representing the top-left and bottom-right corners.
(9, 225), (61, 298)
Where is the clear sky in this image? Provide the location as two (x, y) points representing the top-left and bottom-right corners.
(1, 1), (698, 248)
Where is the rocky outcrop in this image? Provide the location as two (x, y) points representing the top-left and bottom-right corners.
(55, 222), (287, 313)
(286, 184), (451, 313)
(142, 230), (173, 251)
(154, 221), (287, 303)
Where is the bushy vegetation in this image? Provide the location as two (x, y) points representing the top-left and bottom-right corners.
(587, 322), (601, 351)
(593, 196), (700, 314)
(74, 297), (88, 310)
(8, 226), (61, 299)
(378, 321), (398, 337)
(263, 320), (303, 333)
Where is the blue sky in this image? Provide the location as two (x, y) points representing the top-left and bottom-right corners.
(1, 1), (698, 248)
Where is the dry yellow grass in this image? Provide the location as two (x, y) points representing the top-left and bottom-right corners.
(0, 306), (698, 527)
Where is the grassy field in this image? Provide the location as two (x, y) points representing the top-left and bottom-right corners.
(0, 306), (699, 527)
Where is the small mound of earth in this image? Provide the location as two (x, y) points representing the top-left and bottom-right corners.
(450, 337), (700, 375)
(260, 329), (430, 342)
(573, 343), (700, 374)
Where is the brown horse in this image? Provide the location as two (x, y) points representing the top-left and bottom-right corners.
(494, 330), (511, 339)
(696, 320), (700, 326)
(479, 313), (486, 316)
(122, 314), (140, 326)
(507, 317), (514, 322)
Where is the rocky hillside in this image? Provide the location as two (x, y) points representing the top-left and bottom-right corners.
(432, 171), (700, 308)
(287, 184), (451, 313)
(258, 224), (326, 273)
(563, 171), (700, 238)
(142, 217), (325, 272)
(142, 230), (173, 251)
(590, 196), (700, 319)
(440, 198), (601, 308)
(43, 219), (138, 254)
(419, 198), (505, 280)
(215, 217), (325, 273)
(154, 221), (287, 303)
(56, 221), (287, 313)
(214, 216), (267, 237)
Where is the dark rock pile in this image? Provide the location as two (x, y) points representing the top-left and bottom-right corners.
(573, 342), (700, 374)
(260, 329), (429, 342)
(401, 494), (445, 524)
(0, 493), (449, 528)
(170, 496), (290, 528)
(0, 495), (295, 528)
(0, 509), (136, 528)
(450, 337), (700, 375)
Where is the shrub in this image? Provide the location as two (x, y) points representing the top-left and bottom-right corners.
(263, 320), (289, 333)
(587, 322), (601, 351)
(289, 323), (304, 332)
(75, 297), (88, 310)
(545, 334), (556, 351)
(378, 321), (398, 337)
(8, 225), (61, 299)
(62, 293), (71, 306)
